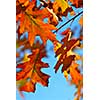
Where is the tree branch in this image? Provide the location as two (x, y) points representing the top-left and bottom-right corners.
(53, 11), (83, 33)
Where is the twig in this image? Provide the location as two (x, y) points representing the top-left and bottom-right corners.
(53, 11), (83, 33)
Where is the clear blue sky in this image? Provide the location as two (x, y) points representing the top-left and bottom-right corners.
(16, 1), (83, 100)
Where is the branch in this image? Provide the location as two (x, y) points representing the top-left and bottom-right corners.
(53, 11), (83, 33)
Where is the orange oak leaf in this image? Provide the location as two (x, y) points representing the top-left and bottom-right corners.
(54, 29), (80, 73)
(16, 43), (50, 92)
(16, 1), (57, 46)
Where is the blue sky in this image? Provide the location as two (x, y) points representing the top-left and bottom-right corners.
(16, 1), (83, 100)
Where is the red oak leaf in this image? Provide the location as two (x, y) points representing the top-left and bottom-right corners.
(16, 42), (50, 92)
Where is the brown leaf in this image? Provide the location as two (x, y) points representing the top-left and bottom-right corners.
(54, 29), (80, 73)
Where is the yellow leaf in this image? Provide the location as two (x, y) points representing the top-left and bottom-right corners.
(53, 0), (70, 13)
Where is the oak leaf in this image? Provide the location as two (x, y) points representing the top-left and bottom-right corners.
(16, 43), (50, 92)
(16, 5), (57, 46)
(54, 29), (80, 73)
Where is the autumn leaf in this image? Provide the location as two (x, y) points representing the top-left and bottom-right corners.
(54, 30), (80, 73)
(53, 0), (70, 13)
(16, 43), (50, 92)
(16, 1), (57, 46)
